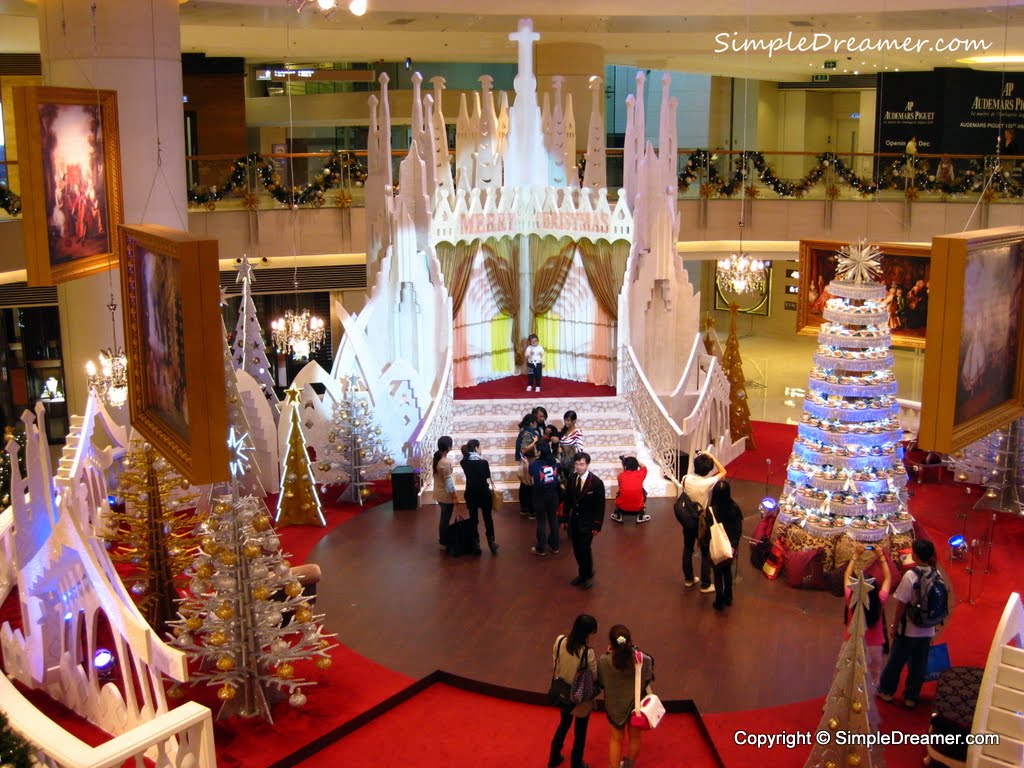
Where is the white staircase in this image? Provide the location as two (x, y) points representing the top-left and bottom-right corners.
(442, 395), (675, 502)
(968, 592), (1024, 768)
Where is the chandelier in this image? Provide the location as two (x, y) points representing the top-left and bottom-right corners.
(86, 348), (129, 408)
(271, 309), (326, 361)
(288, 0), (367, 18)
(716, 253), (767, 296)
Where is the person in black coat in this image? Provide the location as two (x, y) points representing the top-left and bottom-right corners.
(563, 452), (605, 590)
(706, 480), (744, 610)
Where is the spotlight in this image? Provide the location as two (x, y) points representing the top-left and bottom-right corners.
(759, 498), (778, 517)
(349, 0), (367, 15)
(94, 648), (116, 678)
(404, 57), (412, 71)
(948, 534), (968, 561)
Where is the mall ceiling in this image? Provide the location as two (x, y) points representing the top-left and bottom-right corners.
(1, 0), (1023, 81)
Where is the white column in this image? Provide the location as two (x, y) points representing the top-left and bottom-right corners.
(38, 0), (186, 415)
(518, 232), (531, 368)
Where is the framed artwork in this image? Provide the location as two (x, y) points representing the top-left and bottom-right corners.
(919, 227), (1024, 453)
(797, 239), (932, 349)
(119, 224), (228, 484)
(13, 86), (124, 286)
(714, 263), (773, 316)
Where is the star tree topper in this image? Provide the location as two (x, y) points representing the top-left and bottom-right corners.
(835, 240), (883, 284)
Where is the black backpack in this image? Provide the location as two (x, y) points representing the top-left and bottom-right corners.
(673, 481), (703, 530)
(904, 567), (949, 628)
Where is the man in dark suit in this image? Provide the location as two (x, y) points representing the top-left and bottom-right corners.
(563, 452), (605, 589)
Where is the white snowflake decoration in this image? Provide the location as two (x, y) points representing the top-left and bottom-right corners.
(835, 240), (883, 284)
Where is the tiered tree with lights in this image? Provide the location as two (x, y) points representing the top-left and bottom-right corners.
(329, 375), (393, 505)
(169, 440), (335, 722)
(277, 385), (325, 527)
(104, 438), (204, 634)
(774, 242), (912, 560)
(231, 255), (279, 407)
(804, 574), (886, 768)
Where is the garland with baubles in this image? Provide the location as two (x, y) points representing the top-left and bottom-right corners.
(186, 152), (368, 209)
(0, 182), (20, 216)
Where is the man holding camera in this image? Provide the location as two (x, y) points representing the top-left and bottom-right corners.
(612, 456), (648, 523)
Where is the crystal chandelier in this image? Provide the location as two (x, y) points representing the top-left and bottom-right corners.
(288, 0), (367, 18)
(271, 309), (326, 361)
(86, 347), (129, 408)
(717, 253), (767, 295)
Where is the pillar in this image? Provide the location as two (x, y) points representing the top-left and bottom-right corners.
(536, 42), (605, 152)
(36, 0), (186, 415)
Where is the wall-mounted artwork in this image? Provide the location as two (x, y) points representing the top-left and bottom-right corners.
(13, 86), (123, 285)
(120, 224), (228, 484)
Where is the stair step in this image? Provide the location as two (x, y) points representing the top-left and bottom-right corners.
(447, 428), (641, 450)
(997, 661), (1024, 690)
(1002, 644), (1024, 669)
(452, 413), (634, 431)
(453, 396), (623, 421)
(987, 707), (1024, 741)
(991, 683), (1024, 713)
(982, 733), (1023, 765)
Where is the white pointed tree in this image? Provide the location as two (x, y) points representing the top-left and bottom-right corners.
(232, 255), (279, 408)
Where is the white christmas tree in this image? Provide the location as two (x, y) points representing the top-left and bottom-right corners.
(232, 255), (279, 408)
(329, 374), (394, 505)
(221, 305), (267, 500)
(774, 241), (912, 547)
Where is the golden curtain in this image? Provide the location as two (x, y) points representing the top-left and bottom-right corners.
(529, 235), (576, 332)
(435, 239), (479, 317)
(481, 236), (522, 364)
(576, 238), (631, 321)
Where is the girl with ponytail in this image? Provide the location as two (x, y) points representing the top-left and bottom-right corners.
(597, 624), (655, 768)
(433, 436), (456, 550)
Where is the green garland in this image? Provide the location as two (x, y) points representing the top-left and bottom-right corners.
(0, 712), (32, 768)
(0, 183), (20, 217)
(187, 152), (368, 208)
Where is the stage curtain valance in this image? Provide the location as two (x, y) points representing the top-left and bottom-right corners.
(529, 235), (576, 333)
(576, 238), (630, 321)
(436, 238), (479, 316)
(481, 236), (523, 365)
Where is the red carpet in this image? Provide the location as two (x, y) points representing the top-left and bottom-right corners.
(455, 375), (616, 400)
(724, 420), (796, 485)
(294, 682), (719, 768)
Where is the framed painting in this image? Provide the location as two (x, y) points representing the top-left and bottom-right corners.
(13, 86), (124, 286)
(119, 224), (228, 484)
(796, 239), (932, 349)
(919, 227), (1024, 453)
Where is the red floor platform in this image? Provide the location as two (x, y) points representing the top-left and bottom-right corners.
(454, 375), (616, 400)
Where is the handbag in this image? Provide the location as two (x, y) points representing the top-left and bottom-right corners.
(923, 642), (952, 682)
(547, 636), (573, 709)
(445, 511), (477, 557)
(629, 650), (665, 730)
(707, 507), (734, 565)
(491, 486), (503, 509)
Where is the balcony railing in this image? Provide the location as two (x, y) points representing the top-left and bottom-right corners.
(2, 149), (1022, 221)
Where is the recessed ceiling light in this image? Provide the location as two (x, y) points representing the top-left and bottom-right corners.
(854, 70), (859, 74)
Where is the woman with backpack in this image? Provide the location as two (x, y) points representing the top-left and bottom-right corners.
(877, 539), (947, 709)
(516, 413), (540, 519)
(843, 543), (893, 685)
(548, 614), (598, 768)
(597, 624), (655, 768)
(530, 446), (562, 556)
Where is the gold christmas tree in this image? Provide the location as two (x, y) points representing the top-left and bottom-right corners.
(276, 385), (325, 527)
(702, 312), (723, 359)
(804, 574), (886, 768)
(105, 438), (204, 634)
(723, 304), (755, 450)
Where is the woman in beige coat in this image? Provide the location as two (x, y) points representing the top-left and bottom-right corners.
(549, 614), (598, 768)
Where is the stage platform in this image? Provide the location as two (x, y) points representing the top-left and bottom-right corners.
(454, 375), (616, 400)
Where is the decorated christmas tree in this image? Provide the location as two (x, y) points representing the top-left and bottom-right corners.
(277, 385), (325, 527)
(232, 255), (279, 408)
(220, 307), (267, 501)
(774, 242), (912, 567)
(104, 438), (204, 634)
(722, 304), (755, 450)
(328, 375), (393, 505)
(0, 425), (26, 507)
(804, 574), (886, 768)
(169, 445), (335, 722)
(0, 710), (32, 768)
(702, 312), (723, 359)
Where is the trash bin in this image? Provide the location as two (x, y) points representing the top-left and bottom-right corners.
(391, 465), (420, 510)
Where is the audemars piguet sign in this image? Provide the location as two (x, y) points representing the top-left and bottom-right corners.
(875, 69), (1024, 156)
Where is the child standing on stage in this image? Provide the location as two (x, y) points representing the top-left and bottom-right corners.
(526, 334), (545, 392)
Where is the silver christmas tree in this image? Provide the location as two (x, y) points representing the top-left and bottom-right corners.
(231, 255), (279, 408)
(327, 374), (394, 505)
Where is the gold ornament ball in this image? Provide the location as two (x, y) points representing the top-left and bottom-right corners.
(828, 717), (839, 731)
(360, 487), (372, 500)
(316, 655), (333, 670)
(295, 607), (314, 623)
(848, 754), (862, 767)
(208, 630), (229, 646)
(215, 655), (236, 671)
(824, 763), (837, 768)
(167, 685), (184, 700)
(284, 491), (296, 499)
(221, 552), (238, 566)
(217, 684), (237, 701)
(285, 581), (303, 598)
(215, 603), (236, 621)
(327, 432), (337, 443)
(244, 544), (262, 559)
(253, 515), (272, 532)
(383, 456), (395, 466)
(851, 700), (863, 714)
(253, 585), (272, 600)
(197, 563), (215, 579)
(277, 663), (296, 679)
(229, 395), (238, 404)
(185, 616), (204, 631)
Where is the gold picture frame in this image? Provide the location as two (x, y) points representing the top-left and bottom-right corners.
(918, 227), (1024, 453)
(13, 86), (124, 286)
(797, 239), (932, 349)
(119, 224), (228, 484)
